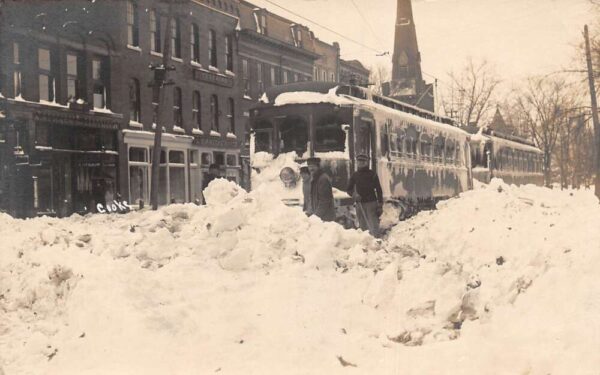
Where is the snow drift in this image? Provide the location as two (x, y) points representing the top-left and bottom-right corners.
(0, 178), (599, 374)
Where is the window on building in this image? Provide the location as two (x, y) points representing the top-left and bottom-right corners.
(150, 9), (161, 53)
(92, 58), (107, 108)
(13, 42), (21, 97)
(271, 66), (277, 85)
(38, 48), (54, 102)
(173, 87), (182, 127)
(260, 14), (267, 35)
(257, 63), (264, 93)
(66, 53), (79, 100)
(208, 29), (217, 67)
(283, 70), (289, 84)
(169, 150), (186, 203)
(191, 23), (200, 63)
(129, 147), (149, 206)
(210, 95), (219, 131)
(227, 98), (235, 134)
(192, 91), (201, 129)
(242, 59), (249, 96)
(129, 78), (141, 123)
(225, 35), (233, 71)
(171, 18), (181, 58)
(127, 0), (139, 47)
(190, 150), (202, 202)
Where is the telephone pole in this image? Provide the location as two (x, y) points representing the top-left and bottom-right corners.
(149, 1), (185, 210)
(584, 25), (600, 201)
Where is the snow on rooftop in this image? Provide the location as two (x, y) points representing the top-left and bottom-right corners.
(1, 175), (599, 374)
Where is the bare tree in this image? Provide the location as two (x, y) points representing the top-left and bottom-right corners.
(514, 76), (580, 186)
(369, 63), (390, 95)
(442, 58), (501, 127)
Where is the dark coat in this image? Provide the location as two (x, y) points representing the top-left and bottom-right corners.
(310, 170), (335, 222)
(347, 167), (383, 204)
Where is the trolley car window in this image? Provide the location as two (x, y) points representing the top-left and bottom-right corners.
(420, 134), (432, 161)
(445, 139), (455, 164)
(434, 136), (444, 163)
(406, 126), (418, 158)
(315, 116), (345, 153)
(397, 130), (405, 156)
(280, 116), (308, 156)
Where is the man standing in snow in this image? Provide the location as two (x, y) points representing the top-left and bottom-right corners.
(307, 157), (335, 222)
(201, 164), (220, 204)
(347, 154), (383, 237)
(299, 166), (312, 215)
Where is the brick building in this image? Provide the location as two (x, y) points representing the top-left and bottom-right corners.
(112, 0), (246, 208)
(0, 1), (123, 217)
(340, 59), (370, 86)
(0, 0), (370, 217)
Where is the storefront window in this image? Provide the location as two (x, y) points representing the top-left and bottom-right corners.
(190, 150), (202, 202)
(226, 154), (237, 166)
(169, 150), (185, 203)
(128, 147), (149, 206)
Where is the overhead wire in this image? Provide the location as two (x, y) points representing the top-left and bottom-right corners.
(261, 0), (384, 55)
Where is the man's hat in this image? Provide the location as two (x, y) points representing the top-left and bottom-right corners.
(306, 157), (321, 166)
(356, 154), (370, 161)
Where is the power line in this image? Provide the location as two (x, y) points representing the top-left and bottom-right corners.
(349, 0), (387, 52)
(262, 0), (384, 54)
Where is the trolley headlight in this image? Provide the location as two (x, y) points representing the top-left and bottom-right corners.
(279, 167), (298, 188)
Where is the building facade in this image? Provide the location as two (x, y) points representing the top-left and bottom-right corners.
(0, 1), (123, 218)
(0, 0), (370, 218)
(340, 59), (370, 86)
(111, 0), (246, 208)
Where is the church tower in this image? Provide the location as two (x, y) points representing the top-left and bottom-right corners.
(383, 0), (434, 112)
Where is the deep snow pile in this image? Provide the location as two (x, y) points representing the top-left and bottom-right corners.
(1, 178), (599, 374)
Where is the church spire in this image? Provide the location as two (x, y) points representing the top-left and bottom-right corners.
(384, 0), (433, 112)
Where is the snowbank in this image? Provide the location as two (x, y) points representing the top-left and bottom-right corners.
(1, 178), (598, 374)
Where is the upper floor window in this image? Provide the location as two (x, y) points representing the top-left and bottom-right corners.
(227, 98), (235, 134)
(271, 66), (277, 86)
(38, 48), (54, 102)
(190, 23), (200, 63)
(173, 87), (182, 126)
(259, 14), (267, 35)
(210, 95), (219, 131)
(192, 91), (201, 129)
(150, 9), (161, 53)
(129, 78), (141, 122)
(209, 29), (217, 67)
(171, 18), (181, 58)
(127, 1), (139, 47)
(283, 70), (289, 84)
(92, 58), (107, 108)
(66, 53), (80, 100)
(13, 42), (21, 97)
(242, 59), (249, 95)
(257, 63), (264, 93)
(225, 35), (233, 71)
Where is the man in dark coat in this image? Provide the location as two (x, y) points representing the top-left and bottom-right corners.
(307, 157), (335, 222)
(347, 154), (383, 237)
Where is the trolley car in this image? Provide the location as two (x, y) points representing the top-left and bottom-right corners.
(250, 82), (474, 219)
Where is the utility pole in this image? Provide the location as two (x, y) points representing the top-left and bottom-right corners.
(584, 25), (600, 201)
(149, 1), (181, 210)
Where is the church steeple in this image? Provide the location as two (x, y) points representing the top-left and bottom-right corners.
(384, 0), (433, 112)
(391, 0), (422, 84)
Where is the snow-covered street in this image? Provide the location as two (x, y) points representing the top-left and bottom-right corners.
(1, 177), (599, 374)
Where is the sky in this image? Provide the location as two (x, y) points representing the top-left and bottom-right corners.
(248, 0), (596, 90)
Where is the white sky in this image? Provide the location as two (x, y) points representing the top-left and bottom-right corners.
(249, 0), (595, 89)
